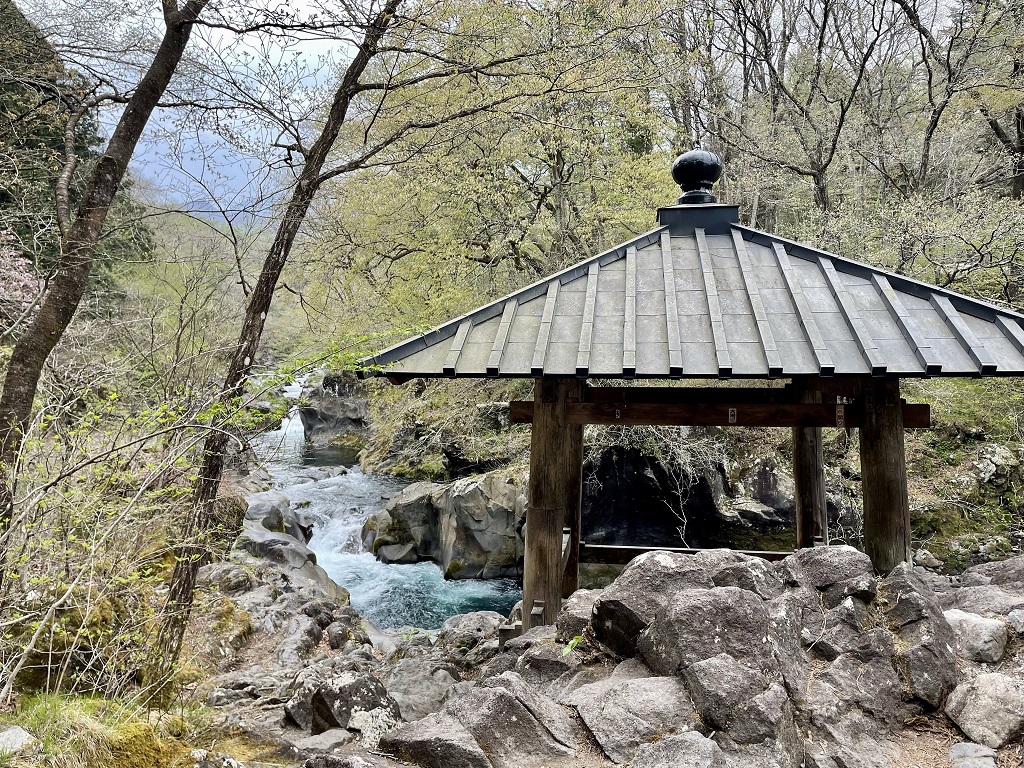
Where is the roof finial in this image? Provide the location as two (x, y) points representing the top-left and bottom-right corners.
(672, 147), (722, 204)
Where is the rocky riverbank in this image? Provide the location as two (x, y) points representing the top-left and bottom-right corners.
(175, 493), (1024, 768)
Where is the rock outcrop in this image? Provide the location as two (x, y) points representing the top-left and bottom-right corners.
(299, 374), (370, 445)
(362, 473), (526, 579)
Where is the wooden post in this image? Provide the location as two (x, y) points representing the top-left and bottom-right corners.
(562, 418), (583, 598)
(524, 378), (582, 628)
(792, 381), (828, 548)
(859, 378), (910, 573)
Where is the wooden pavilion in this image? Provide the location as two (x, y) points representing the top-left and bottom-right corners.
(360, 150), (1024, 630)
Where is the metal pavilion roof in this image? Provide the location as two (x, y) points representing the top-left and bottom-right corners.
(360, 203), (1024, 380)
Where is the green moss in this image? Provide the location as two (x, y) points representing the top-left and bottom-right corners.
(108, 722), (173, 768)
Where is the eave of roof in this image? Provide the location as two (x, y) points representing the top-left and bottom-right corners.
(359, 205), (1024, 381)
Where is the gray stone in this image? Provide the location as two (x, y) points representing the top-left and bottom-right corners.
(383, 658), (460, 722)
(877, 563), (957, 709)
(443, 681), (574, 767)
(593, 551), (714, 657)
(377, 714), (490, 768)
(963, 554), (1024, 590)
(0, 726), (39, 756)
(948, 742), (997, 768)
(565, 675), (695, 763)
(696, 549), (784, 600)
(514, 639), (580, 685)
(302, 755), (394, 768)
(309, 672), (402, 740)
(436, 610), (504, 652)
(944, 609), (1008, 663)
(293, 729), (355, 753)
(481, 671), (576, 750)
(502, 623), (555, 654)
(233, 521), (347, 602)
(638, 587), (776, 676)
(555, 588), (600, 642)
(947, 585), (1024, 617)
(367, 473), (528, 579)
(683, 653), (768, 732)
(946, 673), (1024, 748)
(778, 546), (873, 591)
(626, 731), (727, 768)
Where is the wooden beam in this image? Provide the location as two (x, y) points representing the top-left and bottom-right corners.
(509, 399), (930, 428)
(696, 228), (732, 376)
(773, 243), (835, 376)
(661, 232), (683, 376)
(563, 419), (583, 598)
(579, 542), (791, 565)
(583, 386), (799, 404)
(792, 383), (827, 549)
(859, 378), (910, 573)
(524, 378), (582, 628)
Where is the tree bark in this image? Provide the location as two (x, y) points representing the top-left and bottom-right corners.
(149, 0), (403, 679)
(0, 0), (209, 589)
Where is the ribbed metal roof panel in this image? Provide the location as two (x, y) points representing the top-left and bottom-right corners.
(363, 208), (1024, 379)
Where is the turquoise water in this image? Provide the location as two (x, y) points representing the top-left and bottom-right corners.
(252, 401), (521, 628)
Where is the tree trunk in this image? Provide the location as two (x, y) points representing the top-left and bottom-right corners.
(0, 0), (208, 590)
(149, 0), (403, 680)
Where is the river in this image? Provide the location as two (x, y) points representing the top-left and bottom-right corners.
(251, 387), (521, 629)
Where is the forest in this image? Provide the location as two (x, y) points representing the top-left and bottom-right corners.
(2, 0), (1024, 764)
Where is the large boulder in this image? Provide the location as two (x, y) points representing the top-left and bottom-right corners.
(383, 659), (461, 722)
(946, 673), (1024, 748)
(637, 586), (776, 676)
(943, 609), (1008, 663)
(877, 564), (957, 709)
(364, 473), (526, 579)
(565, 675), (696, 763)
(592, 551), (714, 657)
(233, 521), (348, 603)
(298, 377), (369, 445)
(309, 673), (402, 746)
(626, 731), (727, 768)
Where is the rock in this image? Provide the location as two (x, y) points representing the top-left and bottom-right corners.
(481, 671), (576, 750)
(368, 474), (527, 579)
(963, 554), (1024, 589)
(683, 653), (768, 731)
(298, 379), (369, 444)
(565, 675), (695, 763)
(696, 549), (784, 600)
(303, 755), (394, 768)
(436, 611), (503, 652)
(593, 551), (714, 657)
(626, 731), (726, 768)
(309, 673), (401, 744)
(514, 639), (580, 686)
(441, 677), (574, 767)
(877, 563), (957, 709)
(378, 714), (491, 768)
(233, 521), (347, 602)
(914, 549), (944, 569)
(293, 729), (355, 753)
(943, 609), (1008, 663)
(779, 545), (872, 584)
(946, 585), (1024, 616)
(383, 658), (460, 722)
(946, 673), (1024, 748)
(246, 491), (313, 542)
(555, 588), (600, 642)
(948, 742), (997, 768)
(0, 726), (39, 756)
(638, 586), (776, 676)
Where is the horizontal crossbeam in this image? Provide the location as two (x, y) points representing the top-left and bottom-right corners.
(509, 401), (929, 428)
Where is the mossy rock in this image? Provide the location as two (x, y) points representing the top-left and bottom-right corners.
(108, 722), (176, 768)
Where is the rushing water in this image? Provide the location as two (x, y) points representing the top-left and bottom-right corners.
(251, 389), (521, 629)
